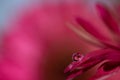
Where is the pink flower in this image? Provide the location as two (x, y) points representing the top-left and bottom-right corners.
(65, 3), (120, 80)
(1, 1), (91, 80)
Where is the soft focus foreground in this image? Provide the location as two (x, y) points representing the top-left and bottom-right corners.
(1, 0), (120, 80)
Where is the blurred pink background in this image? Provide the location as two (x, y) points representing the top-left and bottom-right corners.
(1, 0), (120, 80)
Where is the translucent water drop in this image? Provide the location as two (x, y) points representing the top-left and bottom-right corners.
(72, 52), (84, 61)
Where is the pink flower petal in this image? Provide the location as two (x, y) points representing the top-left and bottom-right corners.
(96, 3), (120, 35)
(65, 49), (120, 80)
(76, 17), (119, 49)
(90, 62), (120, 80)
(76, 17), (107, 41)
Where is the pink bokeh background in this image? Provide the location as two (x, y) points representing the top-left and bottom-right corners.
(1, 0), (120, 80)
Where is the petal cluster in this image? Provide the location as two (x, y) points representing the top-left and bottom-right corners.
(65, 3), (120, 80)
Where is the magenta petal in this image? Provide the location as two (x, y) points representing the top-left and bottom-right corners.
(76, 17), (120, 50)
(66, 70), (83, 80)
(89, 62), (120, 80)
(65, 49), (120, 80)
(76, 17), (108, 41)
(64, 62), (75, 73)
(65, 49), (107, 79)
(96, 3), (120, 35)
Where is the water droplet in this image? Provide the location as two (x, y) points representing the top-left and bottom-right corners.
(72, 52), (84, 61)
